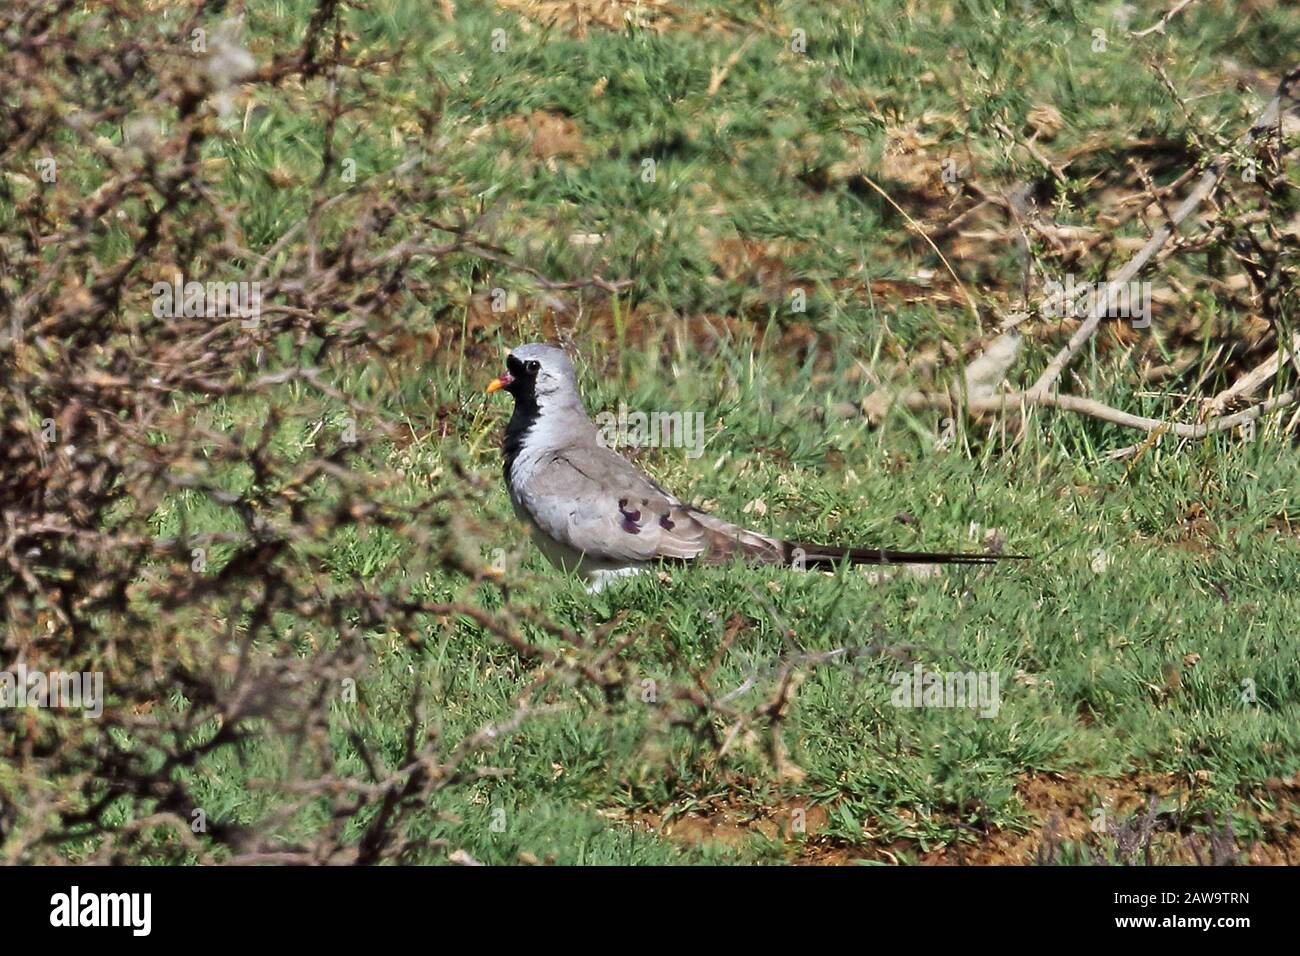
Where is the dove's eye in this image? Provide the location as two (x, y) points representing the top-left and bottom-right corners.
(525, 360), (540, 374)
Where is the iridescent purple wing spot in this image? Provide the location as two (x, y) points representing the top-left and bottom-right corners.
(618, 498), (642, 534)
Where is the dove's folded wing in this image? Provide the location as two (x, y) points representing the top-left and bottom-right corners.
(519, 445), (773, 564)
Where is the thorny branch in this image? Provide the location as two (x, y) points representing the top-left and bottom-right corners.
(0, 0), (811, 864)
(868, 66), (1300, 449)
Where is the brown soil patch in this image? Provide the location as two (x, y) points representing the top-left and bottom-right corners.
(708, 236), (799, 304)
(500, 110), (589, 164)
(495, 0), (678, 38)
(622, 801), (833, 853)
(617, 771), (1300, 865)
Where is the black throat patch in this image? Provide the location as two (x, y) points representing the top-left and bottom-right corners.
(502, 384), (541, 485)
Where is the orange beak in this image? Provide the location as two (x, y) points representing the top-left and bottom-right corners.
(486, 373), (512, 394)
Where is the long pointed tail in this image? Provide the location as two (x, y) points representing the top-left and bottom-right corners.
(781, 540), (1027, 568)
(685, 510), (1027, 568)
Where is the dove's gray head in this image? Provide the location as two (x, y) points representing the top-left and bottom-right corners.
(487, 342), (580, 405)
(489, 343), (594, 478)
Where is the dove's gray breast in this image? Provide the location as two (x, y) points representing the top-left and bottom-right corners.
(505, 400), (634, 572)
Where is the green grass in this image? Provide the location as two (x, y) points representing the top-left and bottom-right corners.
(48, 0), (1300, 862)
(151, 335), (1300, 863)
